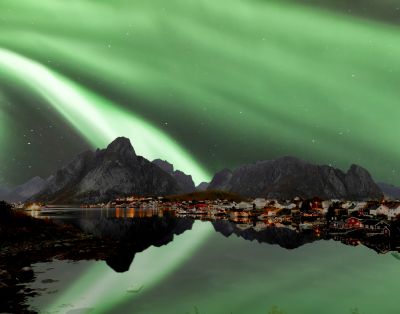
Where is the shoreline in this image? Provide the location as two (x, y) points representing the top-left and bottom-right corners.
(0, 209), (123, 314)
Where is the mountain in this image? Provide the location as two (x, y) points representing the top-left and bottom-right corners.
(152, 159), (196, 193)
(196, 182), (210, 192)
(378, 182), (400, 200)
(208, 168), (232, 191)
(33, 137), (182, 204)
(208, 156), (383, 200)
(0, 177), (48, 202)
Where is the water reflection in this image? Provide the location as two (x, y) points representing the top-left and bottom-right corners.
(25, 212), (400, 314)
(30, 207), (400, 260)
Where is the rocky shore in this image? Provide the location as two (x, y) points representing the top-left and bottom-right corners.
(0, 202), (124, 313)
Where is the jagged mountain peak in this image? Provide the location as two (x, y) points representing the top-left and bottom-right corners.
(33, 138), (181, 204)
(105, 137), (136, 159)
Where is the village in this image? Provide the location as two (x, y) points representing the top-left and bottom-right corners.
(79, 196), (400, 236)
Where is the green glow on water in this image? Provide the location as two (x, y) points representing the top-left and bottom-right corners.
(28, 221), (400, 314)
(41, 222), (213, 313)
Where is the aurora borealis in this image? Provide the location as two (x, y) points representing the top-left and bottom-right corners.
(1, 0), (400, 186)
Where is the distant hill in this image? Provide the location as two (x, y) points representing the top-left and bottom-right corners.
(378, 182), (400, 200)
(196, 182), (210, 192)
(208, 156), (383, 200)
(0, 177), (48, 202)
(33, 137), (182, 204)
(152, 159), (196, 193)
(0, 187), (10, 199)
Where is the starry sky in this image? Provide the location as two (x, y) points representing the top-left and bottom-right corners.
(1, 0), (400, 187)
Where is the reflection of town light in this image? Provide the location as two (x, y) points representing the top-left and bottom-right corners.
(26, 203), (41, 211)
(126, 208), (135, 218)
(115, 208), (124, 218)
(30, 209), (40, 218)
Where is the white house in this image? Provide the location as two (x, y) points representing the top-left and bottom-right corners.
(375, 205), (389, 217)
(388, 204), (400, 220)
(253, 198), (267, 209)
(237, 201), (253, 210)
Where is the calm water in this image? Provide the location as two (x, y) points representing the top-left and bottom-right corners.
(26, 208), (400, 314)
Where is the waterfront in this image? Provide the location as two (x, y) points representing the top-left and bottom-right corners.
(20, 208), (400, 314)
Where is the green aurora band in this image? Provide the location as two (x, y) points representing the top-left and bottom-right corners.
(0, 48), (210, 184)
(1, 0), (400, 312)
(1, 0), (400, 186)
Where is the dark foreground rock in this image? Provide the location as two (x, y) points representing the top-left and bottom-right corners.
(0, 210), (122, 314)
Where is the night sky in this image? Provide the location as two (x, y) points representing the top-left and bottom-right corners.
(1, 0), (400, 187)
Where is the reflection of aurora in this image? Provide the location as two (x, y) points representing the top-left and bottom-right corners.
(41, 222), (213, 314)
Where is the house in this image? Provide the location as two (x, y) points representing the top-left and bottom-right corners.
(387, 203), (400, 220)
(345, 217), (362, 229)
(354, 202), (367, 211)
(375, 221), (391, 236)
(365, 203), (380, 216)
(253, 198), (267, 209)
(376, 204), (390, 217)
(361, 219), (380, 230)
(361, 220), (391, 236)
(322, 200), (332, 212)
(286, 203), (297, 210)
(237, 202), (253, 210)
(311, 197), (322, 210)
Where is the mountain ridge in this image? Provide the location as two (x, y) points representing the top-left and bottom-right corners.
(33, 137), (182, 204)
(208, 156), (383, 200)
(152, 159), (196, 193)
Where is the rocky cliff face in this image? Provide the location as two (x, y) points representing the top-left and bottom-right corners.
(34, 137), (182, 204)
(152, 159), (196, 193)
(207, 169), (232, 191)
(208, 157), (383, 200)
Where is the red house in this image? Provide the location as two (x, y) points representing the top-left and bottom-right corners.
(311, 197), (322, 210)
(345, 217), (362, 229)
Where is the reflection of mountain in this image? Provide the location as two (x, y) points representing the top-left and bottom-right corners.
(212, 220), (319, 249)
(71, 213), (193, 272)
